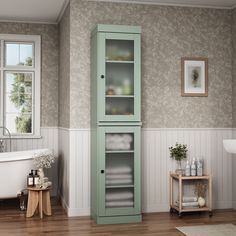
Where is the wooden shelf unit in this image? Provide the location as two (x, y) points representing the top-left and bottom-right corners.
(169, 173), (212, 217)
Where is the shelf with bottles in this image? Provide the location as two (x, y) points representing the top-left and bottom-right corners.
(105, 98), (134, 116)
(106, 63), (134, 96)
(169, 173), (212, 217)
(106, 39), (134, 62)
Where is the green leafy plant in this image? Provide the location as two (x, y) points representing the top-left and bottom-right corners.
(169, 143), (188, 162)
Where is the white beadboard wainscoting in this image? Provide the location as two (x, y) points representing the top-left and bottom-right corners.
(10, 127), (59, 196)
(58, 127), (234, 216)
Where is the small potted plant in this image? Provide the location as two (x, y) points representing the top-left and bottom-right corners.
(169, 143), (188, 175)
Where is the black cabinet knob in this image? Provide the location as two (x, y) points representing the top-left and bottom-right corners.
(101, 75), (105, 79)
(101, 170), (105, 174)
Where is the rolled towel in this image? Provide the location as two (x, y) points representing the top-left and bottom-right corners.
(106, 191), (133, 201)
(122, 134), (133, 143)
(106, 166), (132, 174)
(106, 174), (133, 180)
(182, 196), (198, 203)
(106, 178), (133, 185)
(106, 200), (134, 207)
(181, 202), (199, 207)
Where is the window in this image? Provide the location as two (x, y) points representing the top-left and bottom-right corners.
(0, 35), (41, 138)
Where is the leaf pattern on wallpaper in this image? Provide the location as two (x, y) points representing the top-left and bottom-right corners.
(0, 22), (59, 127)
(66, 0), (233, 128)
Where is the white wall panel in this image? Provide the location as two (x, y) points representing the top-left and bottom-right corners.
(10, 127), (58, 196)
(59, 128), (233, 216)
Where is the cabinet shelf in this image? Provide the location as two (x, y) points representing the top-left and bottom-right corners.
(105, 95), (134, 98)
(106, 184), (134, 189)
(106, 150), (134, 153)
(106, 60), (134, 64)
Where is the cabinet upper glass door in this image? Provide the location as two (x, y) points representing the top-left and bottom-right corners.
(98, 33), (141, 122)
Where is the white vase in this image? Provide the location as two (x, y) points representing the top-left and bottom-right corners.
(198, 197), (206, 207)
(38, 168), (45, 180)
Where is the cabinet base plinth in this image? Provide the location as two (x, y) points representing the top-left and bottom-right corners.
(95, 214), (142, 224)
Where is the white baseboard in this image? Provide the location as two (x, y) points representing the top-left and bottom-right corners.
(67, 208), (90, 217)
(60, 195), (69, 215)
(60, 194), (90, 216)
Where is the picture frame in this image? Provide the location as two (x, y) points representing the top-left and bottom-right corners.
(181, 57), (208, 97)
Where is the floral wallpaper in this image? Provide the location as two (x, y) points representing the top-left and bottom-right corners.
(59, 4), (70, 128)
(68, 0), (232, 128)
(0, 22), (59, 127)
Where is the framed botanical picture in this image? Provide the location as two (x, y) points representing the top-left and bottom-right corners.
(181, 57), (208, 97)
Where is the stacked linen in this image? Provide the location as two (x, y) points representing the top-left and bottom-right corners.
(176, 196), (199, 208)
(106, 189), (134, 208)
(106, 134), (133, 150)
(106, 165), (133, 185)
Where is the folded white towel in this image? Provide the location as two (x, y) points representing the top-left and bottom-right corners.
(106, 200), (134, 207)
(122, 134), (133, 143)
(105, 191), (134, 201)
(105, 134), (133, 150)
(182, 196), (198, 203)
(176, 201), (199, 207)
(106, 174), (133, 180)
(106, 166), (132, 174)
(106, 142), (131, 150)
(106, 178), (133, 185)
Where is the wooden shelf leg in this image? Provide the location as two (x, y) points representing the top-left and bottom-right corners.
(26, 190), (39, 218)
(43, 190), (52, 216)
(39, 190), (43, 219)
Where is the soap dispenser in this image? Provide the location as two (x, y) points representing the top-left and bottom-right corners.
(27, 170), (34, 187)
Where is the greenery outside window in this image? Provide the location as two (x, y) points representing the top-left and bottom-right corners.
(0, 35), (41, 138)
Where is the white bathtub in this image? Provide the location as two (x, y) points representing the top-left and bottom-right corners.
(0, 149), (49, 199)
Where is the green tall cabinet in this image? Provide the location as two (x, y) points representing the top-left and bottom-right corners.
(91, 24), (142, 224)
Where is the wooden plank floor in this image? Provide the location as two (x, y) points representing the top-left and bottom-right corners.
(0, 199), (236, 235)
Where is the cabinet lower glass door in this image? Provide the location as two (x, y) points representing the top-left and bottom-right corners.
(105, 133), (134, 209)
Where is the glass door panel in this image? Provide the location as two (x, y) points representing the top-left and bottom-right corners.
(106, 63), (134, 96)
(105, 97), (134, 115)
(105, 132), (134, 209)
(98, 32), (140, 122)
(99, 127), (141, 216)
(106, 39), (134, 61)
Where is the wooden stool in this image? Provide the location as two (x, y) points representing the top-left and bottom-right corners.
(26, 187), (52, 219)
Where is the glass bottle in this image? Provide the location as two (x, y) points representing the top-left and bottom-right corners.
(197, 160), (203, 176)
(185, 160), (191, 176)
(191, 158), (196, 176)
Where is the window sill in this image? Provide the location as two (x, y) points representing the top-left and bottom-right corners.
(0, 135), (42, 139)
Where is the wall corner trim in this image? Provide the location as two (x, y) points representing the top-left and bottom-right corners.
(57, 0), (70, 24)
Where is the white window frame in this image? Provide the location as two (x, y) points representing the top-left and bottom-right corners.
(0, 34), (41, 138)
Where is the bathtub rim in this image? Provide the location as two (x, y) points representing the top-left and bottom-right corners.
(0, 149), (50, 162)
